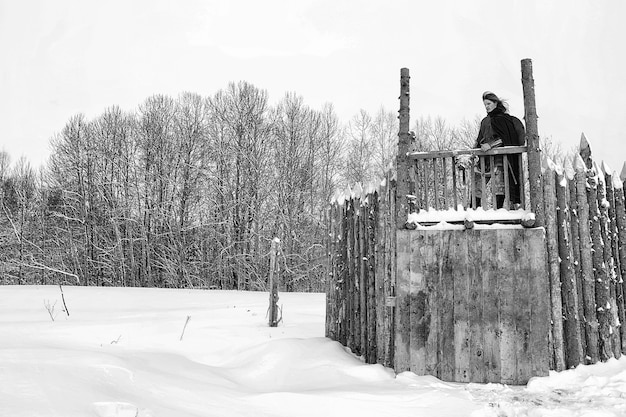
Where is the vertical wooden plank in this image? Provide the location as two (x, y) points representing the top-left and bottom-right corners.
(598, 167), (621, 359)
(604, 167), (624, 356)
(452, 156), (459, 210)
(587, 171), (613, 361)
(521, 58), (544, 226)
(480, 157), (488, 209)
(414, 161), (422, 210)
(375, 186), (387, 365)
(453, 231), (471, 382)
(519, 154), (526, 208)
(515, 230), (533, 383)
(503, 155), (511, 208)
(467, 229), (485, 382)
(339, 201), (349, 346)
(359, 200), (367, 358)
(347, 199), (356, 351)
(575, 155), (599, 363)
(557, 167), (585, 368)
(439, 232), (456, 381)
(612, 174), (626, 353)
(433, 159), (440, 210)
(387, 177), (397, 367)
(567, 168), (587, 356)
(422, 159), (430, 210)
(354, 199), (362, 356)
(490, 155), (497, 208)
(481, 229), (500, 383)
(409, 232), (428, 375)
(544, 162), (566, 371)
(367, 196), (377, 364)
(394, 230), (411, 372)
(326, 204), (338, 339)
(528, 228), (550, 377)
(424, 231), (440, 377)
(471, 158), (477, 208)
(396, 67), (411, 228)
(497, 229), (517, 384)
(441, 157), (450, 210)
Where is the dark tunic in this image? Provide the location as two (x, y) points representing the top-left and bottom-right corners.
(475, 108), (526, 205)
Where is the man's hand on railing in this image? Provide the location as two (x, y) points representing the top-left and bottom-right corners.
(480, 143), (491, 152)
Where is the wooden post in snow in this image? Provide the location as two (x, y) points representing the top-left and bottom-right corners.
(586, 165), (613, 361)
(574, 154), (599, 363)
(521, 59), (544, 226)
(567, 165), (587, 355)
(396, 68), (411, 229)
(601, 163), (623, 358)
(268, 237), (281, 327)
(543, 157), (565, 371)
(612, 166), (626, 352)
(556, 165), (584, 367)
(593, 162), (618, 359)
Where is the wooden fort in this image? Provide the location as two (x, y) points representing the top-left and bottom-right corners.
(326, 59), (626, 384)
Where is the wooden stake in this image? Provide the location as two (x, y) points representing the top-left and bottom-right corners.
(587, 168), (613, 361)
(556, 166), (584, 367)
(574, 154), (599, 363)
(268, 238), (281, 327)
(396, 68), (411, 228)
(611, 170), (626, 353)
(543, 157), (565, 370)
(521, 58), (544, 227)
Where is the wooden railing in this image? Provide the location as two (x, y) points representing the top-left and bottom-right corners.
(406, 145), (528, 211)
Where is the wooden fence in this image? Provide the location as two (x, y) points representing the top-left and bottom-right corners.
(326, 176), (396, 367)
(407, 146), (528, 211)
(326, 138), (626, 381)
(543, 136), (625, 369)
(325, 60), (626, 384)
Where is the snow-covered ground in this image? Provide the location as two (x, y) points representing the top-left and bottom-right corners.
(1, 286), (625, 417)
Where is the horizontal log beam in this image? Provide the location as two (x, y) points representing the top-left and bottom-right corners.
(407, 146), (527, 160)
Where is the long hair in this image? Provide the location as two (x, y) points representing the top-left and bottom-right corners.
(482, 91), (509, 113)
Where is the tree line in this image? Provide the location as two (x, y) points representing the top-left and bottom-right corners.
(1, 82), (481, 291)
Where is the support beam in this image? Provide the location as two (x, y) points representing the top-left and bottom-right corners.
(521, 58), (544, 227)
(396, 68), (411, 229)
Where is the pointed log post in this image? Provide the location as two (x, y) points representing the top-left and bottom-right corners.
(579, 133), (592, 169)
(596, 162), (621, 358)
(396, 68), (411, 229)
(574, 154), (599, 363)
(567, 164), (587, 355)
(521, 58), (544, 227)
(612, 168), (626, 353)
(556, 164), (584, 367)
(602, 163), (624, 357)
(543, 157), (565, 371)
(587, 165), (613, 361)
(268, 237), (281, 327)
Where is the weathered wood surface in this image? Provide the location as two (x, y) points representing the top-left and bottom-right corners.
(326, 64), (626, 388)
(407, 147), (528, 211)
(521, 58), (544, 226)
(396, 68), (411, 228)
(574, 155), (600, 363)
(543, 160), (565, 371)
(396, 228), (549, 385)
(556, 166), (584, 367)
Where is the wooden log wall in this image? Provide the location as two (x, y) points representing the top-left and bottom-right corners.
(394, 228), (549, 384)
(543, 137), (626, 369)
(326, 172), (396, 367)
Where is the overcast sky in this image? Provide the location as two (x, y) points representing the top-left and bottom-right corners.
(1, 0), (625, 173)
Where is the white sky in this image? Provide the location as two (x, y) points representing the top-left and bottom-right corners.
(1, 0), (625, 172)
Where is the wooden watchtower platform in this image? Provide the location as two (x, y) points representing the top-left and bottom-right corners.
(326, 59), (626, 384)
